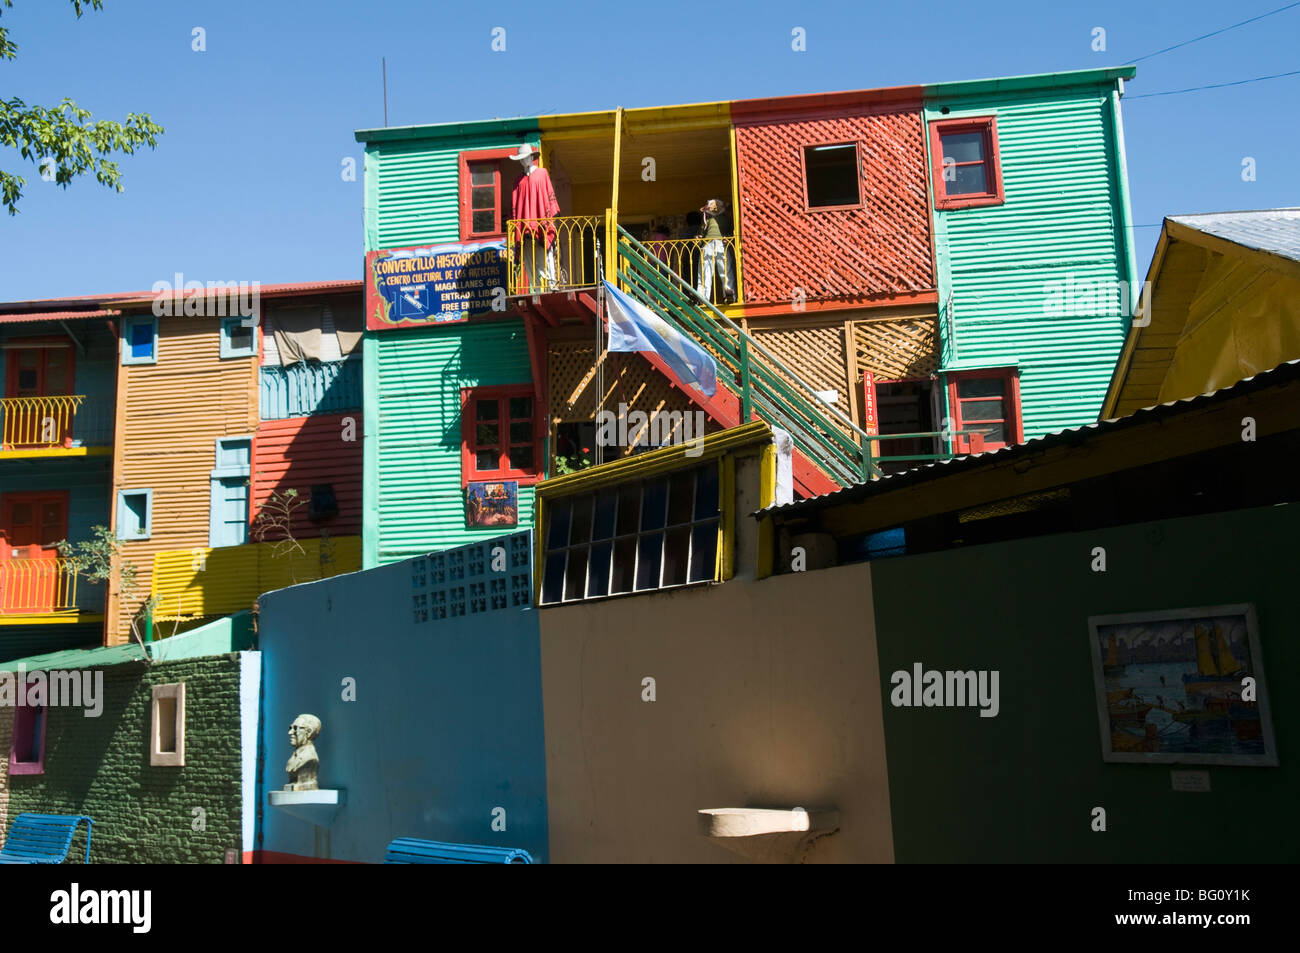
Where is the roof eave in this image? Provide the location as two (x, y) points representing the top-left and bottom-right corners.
(922, 65), (1137, 100)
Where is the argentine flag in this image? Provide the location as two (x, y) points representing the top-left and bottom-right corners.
(604, 281), (717, 397)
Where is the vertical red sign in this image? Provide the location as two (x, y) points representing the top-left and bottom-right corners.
(862, 370), (879, 437)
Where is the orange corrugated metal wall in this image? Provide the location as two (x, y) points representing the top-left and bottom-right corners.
(252, 414), (363, 538)
(109, 315), (259, 643)
(734, 109), (934, 304)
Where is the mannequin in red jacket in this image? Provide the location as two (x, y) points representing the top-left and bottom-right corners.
(508, 144), (560, 293)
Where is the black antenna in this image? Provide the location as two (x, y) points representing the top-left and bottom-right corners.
(382, 57), (388, 127)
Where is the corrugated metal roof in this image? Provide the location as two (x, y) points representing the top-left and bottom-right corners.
(108, 279), (363, 308)
(759, 358), (1300, 517)
(0, 641), (146, 673)
(0, 611), (253, 672)
(0, 280), (362, 315)
(0, 308), (120, 324)
(1168, 208), (1300, 263)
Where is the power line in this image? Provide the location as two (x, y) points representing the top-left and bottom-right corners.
(1126, 68), (1300, 99)
(1131, 1), (1300, 62)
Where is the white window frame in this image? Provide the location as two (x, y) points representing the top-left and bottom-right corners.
(150, 682), (186, 767)
(116, 488), (154, 540)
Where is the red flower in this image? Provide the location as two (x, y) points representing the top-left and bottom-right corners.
(582, 447), (590, 453)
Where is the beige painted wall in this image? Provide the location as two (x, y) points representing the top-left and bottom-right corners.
(539, 561), (893, 863)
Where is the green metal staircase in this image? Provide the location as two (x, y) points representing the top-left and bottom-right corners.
(614, 226), (881, 490)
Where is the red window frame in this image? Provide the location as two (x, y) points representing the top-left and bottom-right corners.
(946, 367), (1023, 453)
(799, 140), (864, 212)
(1, 490), (71, 550)
(9, 682), (47, 775)
(458, 148), (518, 242)
(4, 337), (76, 398)
(929, 116), (1004, 210)
(460, 385), (542, 485)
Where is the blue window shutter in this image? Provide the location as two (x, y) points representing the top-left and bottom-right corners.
(209, 477), (249, 547)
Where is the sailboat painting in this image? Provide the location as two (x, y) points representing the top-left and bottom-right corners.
(1088, 605), (1278, 765)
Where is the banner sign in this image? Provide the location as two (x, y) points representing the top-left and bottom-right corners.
(863, 370), (879, 437)
(365, 241), (507, 330)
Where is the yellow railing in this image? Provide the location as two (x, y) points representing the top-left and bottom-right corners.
(1, 395), (86, 449)
(641, 236), (739, 306)
(0, 558), (79, 614)
(505, 215), (603, 295)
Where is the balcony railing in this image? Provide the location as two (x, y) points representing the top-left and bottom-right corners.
(643, 236), (739, 307)
(868, 429), (988, 476)
(0, 557), (80, 614)
(0, 395), (113, 451)
(505, 215), (603, 295)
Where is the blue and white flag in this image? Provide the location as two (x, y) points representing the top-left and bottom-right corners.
(604, 281), (717, 397)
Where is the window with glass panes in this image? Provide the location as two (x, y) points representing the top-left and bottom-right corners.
(462, 386), (540, 483)
(946, 368), (1022, 452)
(458, 149), (516, 241)
(929, 117), (1004, 209)
(540, 463), (721, 605)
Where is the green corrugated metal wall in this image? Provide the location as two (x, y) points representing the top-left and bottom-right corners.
(365, 132), (538, 252)
(371, 321), (534, 566)
(927, 84), (1132, 439)
(363, 127), (540, 567)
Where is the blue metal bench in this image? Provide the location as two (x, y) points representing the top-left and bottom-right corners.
(383, 837), (534, 864)
(0, 813), (93, 864)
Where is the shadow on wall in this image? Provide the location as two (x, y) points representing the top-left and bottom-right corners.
(255, 530), (547, 863)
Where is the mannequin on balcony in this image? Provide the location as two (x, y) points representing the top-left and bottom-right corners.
(509, 144), (560, 293)
(696, 198), (736, 305)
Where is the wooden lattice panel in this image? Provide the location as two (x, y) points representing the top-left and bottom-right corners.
(750, 324), (853, 425)
(735, 110), (933, 304)
(853, 316), (939, 380)
(548, 340), (713, 454)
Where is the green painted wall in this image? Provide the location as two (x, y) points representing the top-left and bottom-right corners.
(927, 81), (1133, 438)
(362, 127), (543, 568)
(871, 502), (1299, 863)
(3, 655), (245, 863)
(363, 129), (539, 252)
(367, 320), (535, 567)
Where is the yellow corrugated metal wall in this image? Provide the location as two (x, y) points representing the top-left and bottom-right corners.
(150, 536), (362, 621)
(107, 315), (259, 643)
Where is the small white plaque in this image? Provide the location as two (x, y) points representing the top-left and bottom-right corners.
(1170, 770), (1211, 792)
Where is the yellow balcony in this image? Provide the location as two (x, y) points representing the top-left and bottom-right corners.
(505, 215), (604, 295)
(0, 557), (80, 616)
(640, 236), (740, 307)
(0, 395), (113, 457)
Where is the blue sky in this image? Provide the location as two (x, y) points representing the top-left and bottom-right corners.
(1, 0), (1296, 299)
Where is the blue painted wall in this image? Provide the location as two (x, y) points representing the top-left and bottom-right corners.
(255, 530), (548, 862)
(259, 359), (362, 420)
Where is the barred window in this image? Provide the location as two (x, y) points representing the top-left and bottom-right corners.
(540, 463), (720, 605)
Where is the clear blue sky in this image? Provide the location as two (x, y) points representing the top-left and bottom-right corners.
(1, 0), (1296, 299)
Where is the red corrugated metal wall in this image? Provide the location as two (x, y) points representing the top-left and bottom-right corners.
(252, 414), (362, 538)
(734, 108), (934, 304)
